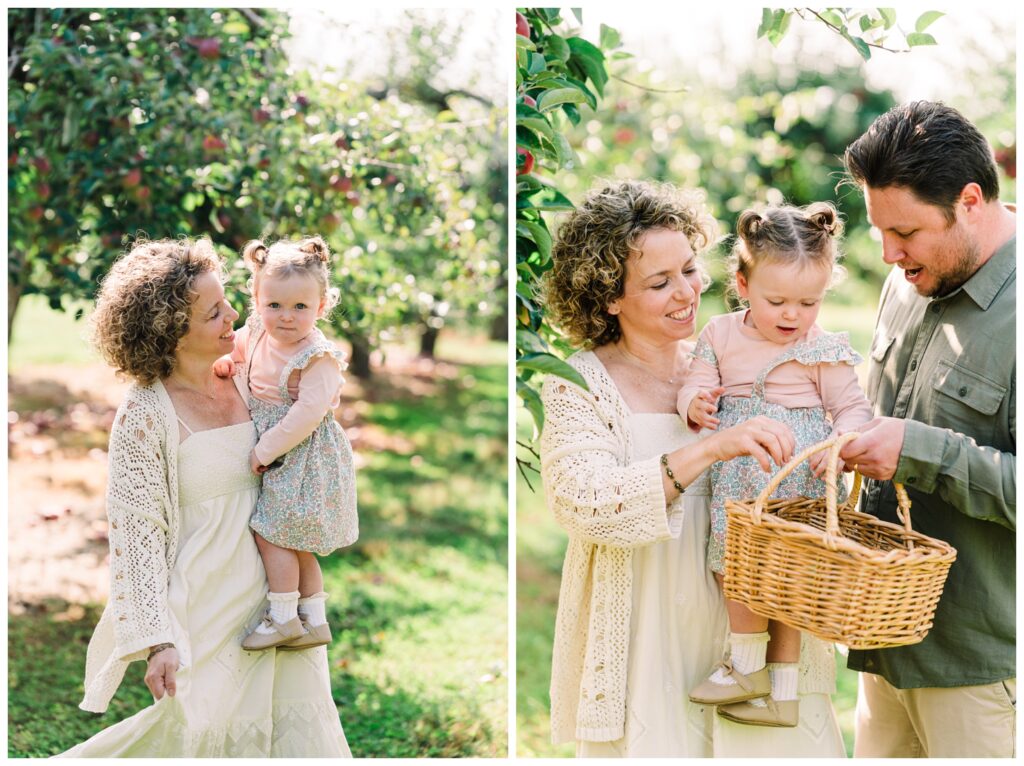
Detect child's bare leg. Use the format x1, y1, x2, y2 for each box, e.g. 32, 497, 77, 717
296, 551, 323, 597
717, 573, 770, 633
767, 619, 800, 663
255, 533, 300, 593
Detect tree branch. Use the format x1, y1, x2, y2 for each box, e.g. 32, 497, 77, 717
800, 9, 912, 53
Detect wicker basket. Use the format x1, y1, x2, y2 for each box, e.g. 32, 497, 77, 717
723, 432, 957, 650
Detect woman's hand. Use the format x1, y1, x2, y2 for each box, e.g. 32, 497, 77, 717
710, 415, 795, 472
144, 646, 179, 701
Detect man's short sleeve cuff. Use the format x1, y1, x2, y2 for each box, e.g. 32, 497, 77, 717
894, 419, 946, 493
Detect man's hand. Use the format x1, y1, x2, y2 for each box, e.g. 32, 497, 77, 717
838, 417, 906, 481
685, 386, 725, 430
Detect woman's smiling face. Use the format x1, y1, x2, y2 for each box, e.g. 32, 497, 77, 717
607, 228, 702, 346
175, 270, 239, 360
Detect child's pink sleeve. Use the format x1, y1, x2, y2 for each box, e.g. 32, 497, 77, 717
818, 362, 874, 434
677, 322, 724, 430
252, 354, 343, 466
231, 325, 250, 365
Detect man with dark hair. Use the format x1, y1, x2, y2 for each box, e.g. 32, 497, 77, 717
840, 100, 1015, 757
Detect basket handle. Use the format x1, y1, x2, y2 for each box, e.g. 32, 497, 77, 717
751, 432, 912, 542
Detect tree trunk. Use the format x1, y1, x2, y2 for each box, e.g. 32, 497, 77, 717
347, 334, 373, 379
8, 250, 26, 342
488, 273, 508, 341
419, 324, 440, 358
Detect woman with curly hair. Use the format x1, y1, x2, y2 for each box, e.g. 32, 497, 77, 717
539, 180, 844, 756
58, 238, 351, 757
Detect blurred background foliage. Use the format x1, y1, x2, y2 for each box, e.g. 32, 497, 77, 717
8, 7, 507, 377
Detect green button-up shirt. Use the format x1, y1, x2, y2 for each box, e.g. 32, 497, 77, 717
847, 233, 1016, 688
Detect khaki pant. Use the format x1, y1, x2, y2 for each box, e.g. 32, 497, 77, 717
854, 671, 1016, 758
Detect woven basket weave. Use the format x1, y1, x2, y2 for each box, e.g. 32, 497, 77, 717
723, 432, 957, 650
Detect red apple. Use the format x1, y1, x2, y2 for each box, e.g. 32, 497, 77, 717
321, 212, 341, 232
516, 147, 535, 176
122, 168, 142, 188
37, 182, 52, 201
217, 212, 231, 230
521, 94, 537, 109
345, 191, 360, 206
613, 127, 636, 145
8, 152, 18, 167
253, 107, 271, 124
188, 37, 220, 60
335, 136, 350, 150
134, 186, 151, 202
330, 174, 353, 192
295, 94, 310, 108
33, 156, 52, 174
83, 131, 100, 148
202, 134, 226, 153
29, 206, 45, 221
383, 173, 397, 186
516, 11, 530, 38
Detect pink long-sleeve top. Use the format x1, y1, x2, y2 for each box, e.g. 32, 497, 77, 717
231, 325, 344, 466
678, 310, 872, 434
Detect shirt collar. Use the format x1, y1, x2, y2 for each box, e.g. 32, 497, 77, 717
935, 234, 1016, 311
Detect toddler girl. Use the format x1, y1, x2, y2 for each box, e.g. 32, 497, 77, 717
678, 203, 871, 727
215, 235, 358, 651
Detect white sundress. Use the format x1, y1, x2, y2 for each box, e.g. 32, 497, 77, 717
59, 420, 351, 757
577, 413, 846, 758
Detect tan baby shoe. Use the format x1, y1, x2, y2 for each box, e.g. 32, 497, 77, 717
688, 661, 770, 705
717, 697, 799, 728
241, 614, 305, 651
279, 620, 332, 651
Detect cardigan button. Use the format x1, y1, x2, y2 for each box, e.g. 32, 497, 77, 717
958, 386, 968, 397
115, 548, 122, 556
118, 615, 127, 621
111, 520, 118, 529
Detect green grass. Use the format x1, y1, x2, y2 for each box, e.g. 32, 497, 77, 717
8, 303, 508, 758
8, 295, 100, 368
515, 293, 879, 756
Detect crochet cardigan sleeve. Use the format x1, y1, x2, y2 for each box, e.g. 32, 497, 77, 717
539, 357, 672, 547
100, 394, 176, 659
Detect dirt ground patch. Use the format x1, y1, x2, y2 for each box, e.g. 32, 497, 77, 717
7, 350, 466, 613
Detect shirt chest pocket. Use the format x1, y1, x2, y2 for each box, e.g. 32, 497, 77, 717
866, 334, 895, 399
930, 360, 1007, 437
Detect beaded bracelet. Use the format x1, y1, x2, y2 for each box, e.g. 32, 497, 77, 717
660, 453, 685, 494
147, 642, 175, 661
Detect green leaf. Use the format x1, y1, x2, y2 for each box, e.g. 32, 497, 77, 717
524, 186, 575, 212
517, 377, 545, 435
542, 34, 570, 63
906, 32, 937, 47
914, 11, 944, 32
766, 10, 792, 45
516, 220, 552, 260
516, 327, 549, 354
878, 8, 896, 29
843, 31, 872, 60
599, 24, 621, 50
757, 8, 774, 39
516, 126, 542, 151
525, 51, 547, 76
517, 115, 557, 145
821, 10, 843, 28
566, 36, 608, 96
570, 8, 583, 24
536, 87, 587, 113
517, 353, 589, 391
222, 20, 250, 35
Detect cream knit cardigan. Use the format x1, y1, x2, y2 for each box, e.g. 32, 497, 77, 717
79, 377, 247, 713
541, 350, 835, 745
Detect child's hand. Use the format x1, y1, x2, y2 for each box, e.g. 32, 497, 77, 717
687, 387, 725, 430
213, 357, 236, 378
249, 450, 269, 475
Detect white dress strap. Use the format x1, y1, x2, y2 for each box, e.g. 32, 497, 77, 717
176, 415, 194, 436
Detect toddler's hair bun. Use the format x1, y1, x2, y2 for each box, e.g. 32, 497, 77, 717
297, 235, 330, 263
736, 209, 768, 243
806, 202, 844, 238
242, 240, 269, 269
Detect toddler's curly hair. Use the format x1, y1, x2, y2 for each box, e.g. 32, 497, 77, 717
541, 179, 718, 349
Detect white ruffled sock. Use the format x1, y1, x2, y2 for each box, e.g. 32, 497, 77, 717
256, 590, 300, 633
769, 662, 799, 701
297, 591, 329, 626
709, 631, 769, 685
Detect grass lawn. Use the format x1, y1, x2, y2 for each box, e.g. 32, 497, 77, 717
515, 295, 881, 757
8, 296, 508, 758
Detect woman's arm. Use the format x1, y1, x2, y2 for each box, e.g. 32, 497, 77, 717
104, 399, 176, 660
540, 373, 793, 547
252, 354, 343, 466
